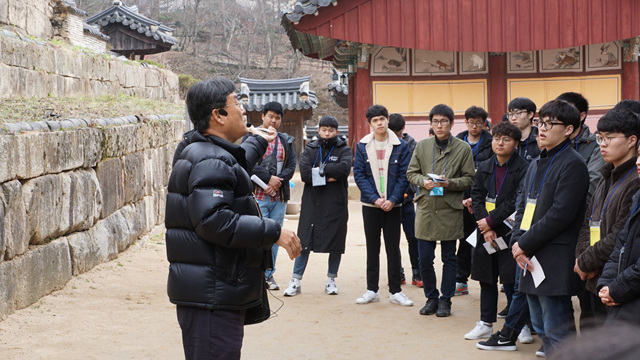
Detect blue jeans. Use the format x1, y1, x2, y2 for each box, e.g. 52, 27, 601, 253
527, 294, 573, 357
292, 250, 342, 279
501, 264, 531, 340
258, 198, 287, 279
417, 239, 457, 301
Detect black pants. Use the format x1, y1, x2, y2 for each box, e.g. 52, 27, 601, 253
401, 202, 420, 277
578, 288, 608, 330
177, 306, 245, 360
362, 206, 403, 294
480, 281, 515, 323
456, 208, 475, 283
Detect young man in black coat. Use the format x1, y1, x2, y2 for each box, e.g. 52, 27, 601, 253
456, 106, 494, 296
510, 99, 589, 357
597, 141, 640, 324
465, 122, 528, 341
165, 78, 301, 359
283, 116, 352, 296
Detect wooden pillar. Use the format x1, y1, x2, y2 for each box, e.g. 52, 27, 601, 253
622, 60, 639, 100
348, 67, 372, 148
488, 53, 507, 123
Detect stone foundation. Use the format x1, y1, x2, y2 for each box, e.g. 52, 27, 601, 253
0, 115, 184, 319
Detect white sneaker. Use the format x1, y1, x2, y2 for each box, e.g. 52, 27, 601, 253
325, 277, 338, 295
389, 292, 413, 306
283, 278, 301, 297
356, 290, 380, 304
464, 321, 493, 340
518, 324, 534, 344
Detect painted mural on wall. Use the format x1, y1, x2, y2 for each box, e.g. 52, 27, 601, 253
586, 42, 621, 71
507, 51, 536, 73
370, 47, 409, 76
412, 50, 456, 75
540, 47, 582, 73
460, 52, 488, 74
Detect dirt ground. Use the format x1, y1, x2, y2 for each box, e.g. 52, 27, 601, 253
0, 201, 546, 360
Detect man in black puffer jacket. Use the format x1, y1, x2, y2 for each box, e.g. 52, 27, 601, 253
165, 77, 301, 359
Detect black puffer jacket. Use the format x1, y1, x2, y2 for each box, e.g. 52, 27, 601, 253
165, 131, 281, 315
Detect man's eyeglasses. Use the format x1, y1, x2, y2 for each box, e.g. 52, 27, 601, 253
431, 119, 450, 126
467, 121, 483, 128
492, 136, 514, 144
533, 119, 565, 131
595, 134, 627, 145
223, 102, 244, 109
508, 110, 529, 118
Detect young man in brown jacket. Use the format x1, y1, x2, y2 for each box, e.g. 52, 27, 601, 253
574, 109, 640, 329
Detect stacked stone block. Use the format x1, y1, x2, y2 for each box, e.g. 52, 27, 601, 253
0, 115, 185, 319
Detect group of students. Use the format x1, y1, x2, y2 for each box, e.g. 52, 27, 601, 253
165, 77, 640, 359
265, 93, 640, 358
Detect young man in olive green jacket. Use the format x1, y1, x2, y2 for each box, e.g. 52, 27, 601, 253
407, 104, 475, 317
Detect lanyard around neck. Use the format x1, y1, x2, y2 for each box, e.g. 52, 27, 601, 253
590, 167, 636, 221
526, 142, 569, 199
487, 163, 510, 198
432, 137, 451, 175
313, 145, 336, 167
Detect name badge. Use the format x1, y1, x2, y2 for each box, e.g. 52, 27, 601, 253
312, 167, 326, 187
486, 197, 496, 213
430, 187, 443, 196
520, 198, 536, 231
590, 221, 601, 246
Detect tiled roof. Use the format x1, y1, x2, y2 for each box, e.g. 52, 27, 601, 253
328, 68, 348, 108
86, 1, 177, 45
83, 23, 110, 40
62, 0, 87, 16
281, 0, 338, 24
240, 76, 318, 112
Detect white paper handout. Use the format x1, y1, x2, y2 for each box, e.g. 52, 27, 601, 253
483, 241, 497, 254
251, 174, 269, 189
466, 229, 477, 247
504, 211, 516, 229
530, 256, 546, 288
427, 173, 446, 183
495, 237, 508, 251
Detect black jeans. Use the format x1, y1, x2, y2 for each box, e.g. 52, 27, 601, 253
456, 208, 475, 283
177, 306, 245, 360
401, 202, 420, 277
362, 206, 403, 294
578, 288, 608, 330
480, 281, 515, 323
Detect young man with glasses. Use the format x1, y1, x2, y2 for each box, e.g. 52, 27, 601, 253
246, 101, 297, 291
597, 137, 640, 325
574, 109, 640, 328
508, 97, 540, 163
455, 106, 494, 297
510, 99, 589, 357
166, 78, 301, 359
407, 104, 475, 317
465, 122, 528, 340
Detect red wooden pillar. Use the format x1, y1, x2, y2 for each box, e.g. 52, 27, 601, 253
622, 60, 640, 100
488, 54, 507, 123
348, 67, 372, 148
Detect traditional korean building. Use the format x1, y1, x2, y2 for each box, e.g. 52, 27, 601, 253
281, 0, 640, 144
87, 0, 177, 59
240, 76, 318, 161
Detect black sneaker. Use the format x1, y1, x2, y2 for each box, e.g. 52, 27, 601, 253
436, 299, 451, 317
476, 331, 517, 351
419, 299, 438, 315
535, 345, 545, 357
497, 305, 509, 318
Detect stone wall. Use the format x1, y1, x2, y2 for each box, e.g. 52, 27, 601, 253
0, 115, 185, 319
0, 29, 179, 102
0, 0, 54, 40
